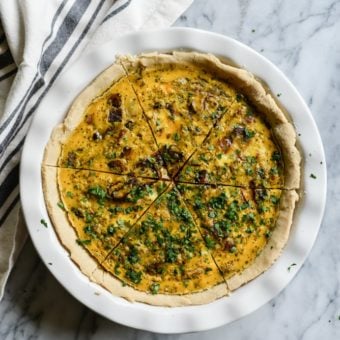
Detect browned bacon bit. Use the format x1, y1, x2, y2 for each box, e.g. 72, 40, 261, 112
108, 94, 123, 123
187, 98, 198, 114
71, 207, 84, 218
245, 115, 255, 123
85, 114, 93, 124
108, 93, 122, 107
92, 131, 102, 141
116, 129, 127, 143
161, 145, 184, 165
107, 182, 129, 201
165, 102, 175, 114
219, 136, 232, 151
108, 106, 123, 123
254, 188, 268, 202
125, 120, 134, 130
107, 159, 127, 172
233, 126, 245, 136
120, 146, 132, 158
67, 152, 77, 167
146, 262, 164, 275
223, 237, 235, 251
197, 169, 209, 183
153, 101, 162, 109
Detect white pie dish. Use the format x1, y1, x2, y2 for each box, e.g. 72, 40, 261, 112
20, 27, 327, 334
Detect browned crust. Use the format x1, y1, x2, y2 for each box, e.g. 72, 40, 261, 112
226, 189, 299, 290
42, 166, 98, 276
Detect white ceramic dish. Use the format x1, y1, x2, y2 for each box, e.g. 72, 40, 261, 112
20, 28, 327, 334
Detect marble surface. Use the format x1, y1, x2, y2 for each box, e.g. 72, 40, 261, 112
1, 0, 340, 338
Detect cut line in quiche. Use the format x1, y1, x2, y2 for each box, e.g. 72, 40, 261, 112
178, 96, 285, 188
120, 53, 237, 178
42, 166, 167, 264
43, 63, 168, 179
42, 51, 301, 306
93, 184, 228, 306
177, 183, 298, 290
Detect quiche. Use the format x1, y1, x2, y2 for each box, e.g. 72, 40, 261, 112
42, 51, 301, 306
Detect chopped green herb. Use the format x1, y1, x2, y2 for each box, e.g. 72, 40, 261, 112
125, 269, 142, 284
165, 246, 178, 263
270, 196, 280, 205
149, 283, 160, 295
277, 93, 282, 97
204, 235, 216, 249
287, 263, 297, 272
208, 211, 216, 218
114, 264, 121, 275
127, 246, 140, 264
209, 192, 227, 209
251, 29, 256, 33
230, 246, 237, 253
57, 201, 65, 211
66, 191, 74, 198
271, 151, 281, 161
172, 132, 180, 142
88, 186, 107, 201
236, 93, 243, 102
270, 167, 279, 175
244, 128, 255, 140
216, 153, 223, 160
40, 219, 48, 228
310, 173, 317, 179
106, 225, 116, 235
76, 239, 91, 246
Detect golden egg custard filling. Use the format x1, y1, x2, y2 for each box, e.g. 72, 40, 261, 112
122, 56, 237, 177
42, 51, 300, 306
58, 75, 167, 179
177, 184, 282, 281
100, 185, 225, 295
178, 97, 284, 188
56, 168, 163, 262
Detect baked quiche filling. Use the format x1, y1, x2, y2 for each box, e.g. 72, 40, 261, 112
101, 185, 224, 294
42, 52, 300, 306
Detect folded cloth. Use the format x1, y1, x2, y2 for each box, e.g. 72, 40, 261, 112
0, 0, 193, 301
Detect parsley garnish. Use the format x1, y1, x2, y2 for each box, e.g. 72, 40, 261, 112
40, 219, 48, 228
125, 269, 142, 284
149, 283, 160, 295
287, 263, 297, 272
88, 186, 107, 200
76, 239, 91, 246
310, 173, 317, 179
57, 201, 65, 211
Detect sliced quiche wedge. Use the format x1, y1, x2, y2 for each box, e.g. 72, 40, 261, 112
44, 166, 167, 264
177, 183, 298, 288
44, 63, 167, 179
99, 184, 226, 296
120, 54, 237, 177
178, 97, 285, 188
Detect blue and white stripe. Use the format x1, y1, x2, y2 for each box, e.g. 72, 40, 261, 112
0, 0, 134, 228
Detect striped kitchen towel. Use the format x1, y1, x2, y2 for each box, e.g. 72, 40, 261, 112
0, 0, 193, 301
